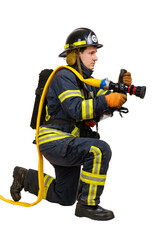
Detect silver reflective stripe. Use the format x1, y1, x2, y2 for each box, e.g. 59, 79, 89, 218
71, 126, 80, 137
90, 185, 96, 205
87, 146, 103, 205
43, 175, 54, 199
74, 128, 80, 137
85, 100, 90, 119
39, 128, 67, 136
38, 127, 79, 145
44, 175, 53, 187
82, 99, 93, 120
38, 134, 71, 145
96, 89, 109, 96
96, 89, 104, 96
90, 146, 101, 174
58, 90, 83, 103
81, 173, 106, 185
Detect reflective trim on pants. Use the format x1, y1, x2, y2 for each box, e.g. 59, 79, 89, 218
80, 145, 106, 206
43, 175, 54, 199
80, 170, 106, 186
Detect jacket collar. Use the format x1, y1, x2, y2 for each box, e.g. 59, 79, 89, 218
72, 61, 93, 79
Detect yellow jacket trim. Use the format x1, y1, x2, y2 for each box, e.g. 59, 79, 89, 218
96, 89, 109, 96
82, 99, 93, 120
39, 127, 68, 137
39, 134, 71, 145
58, 90, 84, 103
45, 105, 51, 122
71, 126, 80, 137
38, 127, 79, 145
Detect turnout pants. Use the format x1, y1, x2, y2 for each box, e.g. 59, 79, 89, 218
24, 127, 112, 206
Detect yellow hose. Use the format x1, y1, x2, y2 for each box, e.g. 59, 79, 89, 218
0, 65, 101, 207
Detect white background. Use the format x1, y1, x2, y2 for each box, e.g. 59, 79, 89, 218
0, 0, 159, 239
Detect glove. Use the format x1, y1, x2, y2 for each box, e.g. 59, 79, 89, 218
122, 72, 132, 86
105, 93, 127, 109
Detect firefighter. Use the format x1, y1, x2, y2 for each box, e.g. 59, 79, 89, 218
10, 28, 131, 221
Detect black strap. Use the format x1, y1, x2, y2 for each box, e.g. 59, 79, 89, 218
44, 118, 76, 126
118, 107, 129, 117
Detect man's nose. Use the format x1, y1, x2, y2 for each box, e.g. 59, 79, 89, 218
93, 54, 98, 61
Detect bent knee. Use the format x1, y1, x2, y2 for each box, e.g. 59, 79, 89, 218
59, 197, 77, 206
98, 141, 112, 160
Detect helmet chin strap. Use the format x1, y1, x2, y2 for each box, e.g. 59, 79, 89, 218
75, 49, 90, 99
76, 49, 83, 77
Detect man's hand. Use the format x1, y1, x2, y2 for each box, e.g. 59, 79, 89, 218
122, 72, 132, 86
105, 93, 127, 109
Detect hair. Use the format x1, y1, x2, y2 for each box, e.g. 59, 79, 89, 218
79, 47, 87, 53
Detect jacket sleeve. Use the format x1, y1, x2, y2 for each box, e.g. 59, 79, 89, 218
48, 69, 111, 121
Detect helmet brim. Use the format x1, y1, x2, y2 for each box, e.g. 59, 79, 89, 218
59, 43, 103, 57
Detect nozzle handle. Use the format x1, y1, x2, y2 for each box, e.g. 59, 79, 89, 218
119, 69, 127, 84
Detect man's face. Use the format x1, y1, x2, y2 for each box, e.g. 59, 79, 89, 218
79, 46, 98, 70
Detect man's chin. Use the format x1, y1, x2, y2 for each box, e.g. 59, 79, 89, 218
90, 65, 95, 70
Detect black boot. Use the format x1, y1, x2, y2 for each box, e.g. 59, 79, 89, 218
75, 202, 115, 221
10, 166, 28, 202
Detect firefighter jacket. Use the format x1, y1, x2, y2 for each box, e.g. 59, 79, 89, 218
44, 62, 111, 137
34, 63, 113, 206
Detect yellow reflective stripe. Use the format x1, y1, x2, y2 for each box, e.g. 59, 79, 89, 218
73, 40, 86, 46
90, 146, 102, 175
38, 127, 79, 145
39, 127, 68, 137
81, 170, 106, 180
96, 89, 109, 96
64, 40, 86, 49
45, 105, 51, 122
43, 175, 54, 199
82, 99, 93, 120
64, 43, 69, 49
38, 127, 72, 145
81, 170, 106, 186
38, 134, 71, 145
58, 90, 84, 103
71, 126, 80, 137
87, 146, 103, 206
88, 184, 97, 206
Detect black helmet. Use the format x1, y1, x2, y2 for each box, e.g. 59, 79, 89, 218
59, 27, 103, 57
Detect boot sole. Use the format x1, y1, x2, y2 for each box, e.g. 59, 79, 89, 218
75, 206, 115, 221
